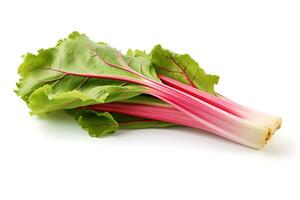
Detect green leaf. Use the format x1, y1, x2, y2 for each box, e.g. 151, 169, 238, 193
67, 109, 119, 137
27, 82, 143, 115
151, 45, 219, 94
67, 109, 172, 137
126, 49, 148, 57
16, 32, 158, 114
124, 49, 161, 82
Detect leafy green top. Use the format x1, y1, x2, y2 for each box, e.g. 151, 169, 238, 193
16, 32, 161, 115
16, 32, 219, 137
151, 45, 219, 94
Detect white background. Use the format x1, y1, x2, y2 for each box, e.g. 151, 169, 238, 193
0, 0, 299, 199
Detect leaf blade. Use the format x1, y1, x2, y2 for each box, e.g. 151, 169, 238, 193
67, 109, 119, 137
151, 45, 219, 94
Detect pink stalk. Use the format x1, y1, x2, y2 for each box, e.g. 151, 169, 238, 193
159, 75, 281, 134
217, 95, 281, 134
86, 100, 269, 149
143, 84, 269, 149
86, 103, 213, 132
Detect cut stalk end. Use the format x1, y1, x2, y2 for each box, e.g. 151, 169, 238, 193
264, 128, 272, 145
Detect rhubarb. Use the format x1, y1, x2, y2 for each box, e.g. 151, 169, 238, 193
15, 32, 282, 149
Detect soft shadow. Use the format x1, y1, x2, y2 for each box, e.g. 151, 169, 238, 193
34, 111, 87, 139
172, 126, 255, 152
112, 125, 254, 153
262, 136, 293, 156
176, 127, 293, 154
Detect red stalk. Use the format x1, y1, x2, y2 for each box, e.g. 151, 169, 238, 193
86, 103, 213, 132
159, 75, 281, 134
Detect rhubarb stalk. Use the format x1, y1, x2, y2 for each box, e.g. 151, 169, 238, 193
159, 75, 282, 134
